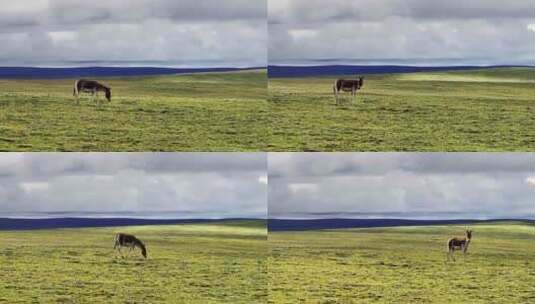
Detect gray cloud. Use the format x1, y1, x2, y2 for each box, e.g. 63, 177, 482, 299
269, 0, 535, 65
0, 0, 266, 67
46, 0, 266, 25
268, 153, 535, 219
270, 0, 535, 24
0, 153, 267, 217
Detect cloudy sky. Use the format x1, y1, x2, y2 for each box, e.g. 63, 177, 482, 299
269, 153, 535, 219
269, 0, 535, 65
0, 153, 267, 218
0, 0, 266, 67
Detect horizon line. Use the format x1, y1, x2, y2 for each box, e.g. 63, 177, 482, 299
268, 64, 535, 68
268, 217, 535, 221
0, 216, 266, 219
0, 65, 266, 69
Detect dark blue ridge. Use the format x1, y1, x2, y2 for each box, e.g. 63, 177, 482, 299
0, 66, 264, 79
268, 218, 535, 231
0, 218, 260, 231
268, 65, 530, 78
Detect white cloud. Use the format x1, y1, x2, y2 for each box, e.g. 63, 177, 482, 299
19, 182, 49, 193
526, 176, 535, 186
48, 31, 77, 43
288, 29, 316, 40
258, 175, 268, 185
288, 183, 317, 193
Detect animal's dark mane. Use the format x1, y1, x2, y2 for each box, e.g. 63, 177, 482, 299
77, 79, 109, 90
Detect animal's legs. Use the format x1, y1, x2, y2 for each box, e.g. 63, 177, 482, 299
74, 82, 80, 105
123, 245, 134, 258
117, 246, 125, 259
333, 82, 338, 105
95, 90, 101, 107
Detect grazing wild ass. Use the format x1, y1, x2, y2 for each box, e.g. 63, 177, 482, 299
73, 79, 111, 105
333, 76, 364, 105
446, 229, 472, 261
114, 233, 147, 259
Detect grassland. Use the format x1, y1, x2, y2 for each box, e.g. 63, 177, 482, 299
0, 220, 267, 303
268, 222, 535, 303
268, 68, 535, 151
0, 70, 267, 151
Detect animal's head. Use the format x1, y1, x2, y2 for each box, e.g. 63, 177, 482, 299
105, 88, 111, 102
140, 243, 147, 259
466, 229, 473, 239
359, 77, 364, 88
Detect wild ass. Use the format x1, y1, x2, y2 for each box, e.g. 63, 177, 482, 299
114, 233, 147, 259
446, 229, 472, 261
73, 79, 111, 105
333, 76, 364, 105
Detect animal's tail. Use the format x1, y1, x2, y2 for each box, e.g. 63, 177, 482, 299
445, 238, 451, 261
446, 239, 452, 252
113, 233, 120, 249
333, 80, 338, 104
73, 80, 79, 96
333, 80, 337, 94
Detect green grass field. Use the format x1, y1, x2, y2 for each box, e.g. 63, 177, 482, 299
268, 68, 535, 151
0, 220, 267, 303
268, 222, 535, 303
0, 70, 267, 151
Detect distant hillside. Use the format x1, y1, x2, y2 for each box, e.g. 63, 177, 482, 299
0, 66, 263, 79
268, 218, 535, 231
0, 217, 264, 230
268, 65, 530, 78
